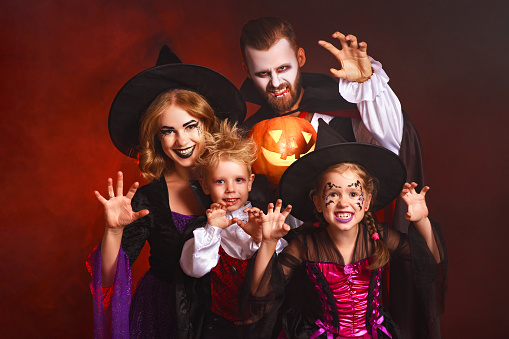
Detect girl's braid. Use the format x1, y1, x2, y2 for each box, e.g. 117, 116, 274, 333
365, 211, 390, 270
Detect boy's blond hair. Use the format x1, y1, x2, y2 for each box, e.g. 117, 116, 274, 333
195, 120, 257, 178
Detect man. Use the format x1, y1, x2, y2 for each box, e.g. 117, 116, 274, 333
239, 17, 443, 339
239, 17, 424, 232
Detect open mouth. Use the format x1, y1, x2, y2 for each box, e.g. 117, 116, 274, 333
334, 211, 354, 223
173, 145, 195, 159
223, 198, 240, 206
270, 87, 290, 98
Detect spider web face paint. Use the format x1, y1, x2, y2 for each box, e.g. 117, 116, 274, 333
317, 170, 368, 231
348, 180, 365, 210
159, 108, 204, 168
322, 182, 341, 207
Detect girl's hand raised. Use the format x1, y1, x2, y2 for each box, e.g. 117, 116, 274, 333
400, 182, 429, 222
260, 199, 292, 243
400, 182, 440, 262
249, 200, 292, 295
94, 171, 149, 233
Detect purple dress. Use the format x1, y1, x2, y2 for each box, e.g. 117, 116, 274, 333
86, 177, 196, 339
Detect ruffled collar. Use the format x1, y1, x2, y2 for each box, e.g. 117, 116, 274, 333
225, 201, 252, 223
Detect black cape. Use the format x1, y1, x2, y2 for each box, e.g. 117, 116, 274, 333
239, 73, 446, 339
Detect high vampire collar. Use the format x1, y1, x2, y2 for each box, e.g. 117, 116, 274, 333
239, 72, 357, 114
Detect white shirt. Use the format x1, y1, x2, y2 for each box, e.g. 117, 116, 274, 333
311, 57, 403, 155
180, 201, 288, 278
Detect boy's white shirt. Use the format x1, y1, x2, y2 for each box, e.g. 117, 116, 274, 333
311, 57, 404, 156
180, 201, 288, 278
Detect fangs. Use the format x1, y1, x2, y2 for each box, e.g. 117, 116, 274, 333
174, 145, 195, 159
272, 88, 289, 98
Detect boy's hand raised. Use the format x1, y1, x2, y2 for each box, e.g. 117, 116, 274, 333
206, 203, 237, 229
237, 207, 263, 243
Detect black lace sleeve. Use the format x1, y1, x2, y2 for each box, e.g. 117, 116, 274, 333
239, 234, 309, 338
383, 218, 448, 338
121, 189, 152, 267
408, 218, 448, 317
175, 215, 210, 339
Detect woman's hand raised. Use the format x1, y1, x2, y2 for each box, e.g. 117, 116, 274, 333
94, 171, 149, 233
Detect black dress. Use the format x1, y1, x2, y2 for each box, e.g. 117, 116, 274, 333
241, 220, 447, 338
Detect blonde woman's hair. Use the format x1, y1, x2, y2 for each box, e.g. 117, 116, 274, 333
138, 89, 219, 181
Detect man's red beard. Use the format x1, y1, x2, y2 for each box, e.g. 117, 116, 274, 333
263, 71, 302, 114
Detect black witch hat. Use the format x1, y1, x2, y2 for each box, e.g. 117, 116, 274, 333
108, 45, 246, 158
279, 119, 407, 222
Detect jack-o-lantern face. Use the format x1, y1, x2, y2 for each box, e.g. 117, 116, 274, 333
248, 116, 317, 187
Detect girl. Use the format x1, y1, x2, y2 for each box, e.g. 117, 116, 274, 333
87, 46, 246, 338
247, 142, 446, 338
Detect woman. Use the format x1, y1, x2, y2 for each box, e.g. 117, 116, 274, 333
87, 46, 246, 339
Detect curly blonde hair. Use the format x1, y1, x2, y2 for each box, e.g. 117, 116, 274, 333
138, 89, 219, 181
311, 162, 389, 270
194, 119, 257, 179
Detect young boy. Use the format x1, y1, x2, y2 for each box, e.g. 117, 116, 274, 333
179, 121, 287, 338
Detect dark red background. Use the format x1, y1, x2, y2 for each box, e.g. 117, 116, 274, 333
1, 1, 507, 337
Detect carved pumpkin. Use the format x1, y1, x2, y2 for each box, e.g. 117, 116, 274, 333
248, 116, 317, 187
